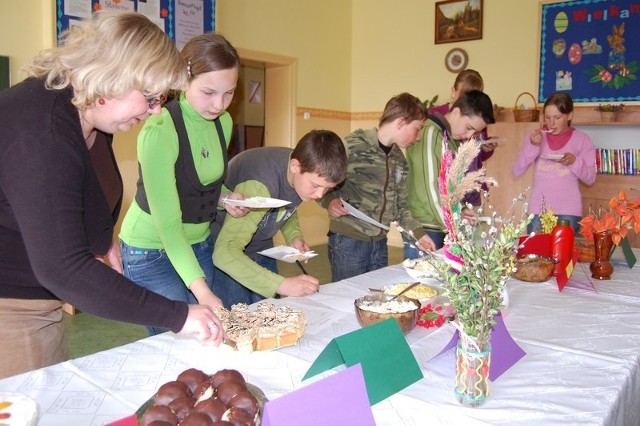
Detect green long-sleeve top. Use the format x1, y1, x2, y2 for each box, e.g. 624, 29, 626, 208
405, 115, 460, 231
213, 147, 303, 298
119, 94, 232, 287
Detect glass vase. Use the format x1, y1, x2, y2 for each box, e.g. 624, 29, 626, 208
454, 335, 491, 407
590, 230, 614, 280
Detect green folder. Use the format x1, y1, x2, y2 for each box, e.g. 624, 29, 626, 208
302, 318, 423, 405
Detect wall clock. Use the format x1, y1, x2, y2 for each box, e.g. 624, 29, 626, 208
444, 48, 468, 73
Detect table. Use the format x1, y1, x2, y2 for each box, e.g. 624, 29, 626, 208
1, 256, 640, 425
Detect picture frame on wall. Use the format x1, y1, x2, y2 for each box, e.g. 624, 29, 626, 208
435, 0, 483, 45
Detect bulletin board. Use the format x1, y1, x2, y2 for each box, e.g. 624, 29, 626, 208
538, 0, 639, 103
55, 0, 216, 49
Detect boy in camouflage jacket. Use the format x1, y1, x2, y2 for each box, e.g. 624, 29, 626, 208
321, 93, 435, 282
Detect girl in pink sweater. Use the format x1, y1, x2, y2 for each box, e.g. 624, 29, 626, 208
512, 92, 596, 234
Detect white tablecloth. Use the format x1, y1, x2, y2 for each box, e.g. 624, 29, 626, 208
1, 256, 640, 426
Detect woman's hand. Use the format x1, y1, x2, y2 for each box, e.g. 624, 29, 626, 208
220, 191, 250, 218
180, 305, 225, 345
96, 240, 123, 274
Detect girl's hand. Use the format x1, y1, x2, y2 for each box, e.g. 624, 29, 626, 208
530, 129, 543, 147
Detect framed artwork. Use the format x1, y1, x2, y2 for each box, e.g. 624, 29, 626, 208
538, 0, 639, 102
435, 0, 483, 44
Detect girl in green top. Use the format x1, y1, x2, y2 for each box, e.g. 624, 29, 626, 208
119, 33, 246, 336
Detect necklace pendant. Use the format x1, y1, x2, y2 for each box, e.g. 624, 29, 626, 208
201, 148, 209, 159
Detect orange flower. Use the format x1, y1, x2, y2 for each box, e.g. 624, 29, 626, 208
580, 190, 640, 245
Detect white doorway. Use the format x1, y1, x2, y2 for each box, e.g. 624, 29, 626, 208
234, 48, 297, 150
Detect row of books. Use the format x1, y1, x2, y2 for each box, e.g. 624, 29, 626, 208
595, 148, 640, 175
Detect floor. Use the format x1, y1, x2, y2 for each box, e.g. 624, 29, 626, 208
63, 244, 404, 359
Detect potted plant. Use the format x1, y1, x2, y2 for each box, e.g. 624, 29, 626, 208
594, 103, 625, 122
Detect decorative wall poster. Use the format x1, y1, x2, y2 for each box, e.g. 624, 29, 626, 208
55, 0, 216, 49
538, 0, 639, 102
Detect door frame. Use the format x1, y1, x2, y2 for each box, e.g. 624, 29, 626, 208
236, 48, 297, 149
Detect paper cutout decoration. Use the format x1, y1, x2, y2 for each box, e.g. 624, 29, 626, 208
302, 318, 423, 405
105, 414, 136, 426
517, 234, 552, 257
556, 248, 580, 291
262, 364, 375, 426
430, 313, 526, 381
565, 261, 597, 292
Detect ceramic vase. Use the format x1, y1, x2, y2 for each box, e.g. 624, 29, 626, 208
590, 230, 614, 280
454, 335, 491, 407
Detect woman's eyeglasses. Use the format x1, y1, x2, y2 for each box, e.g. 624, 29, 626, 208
143, 93, 167, 109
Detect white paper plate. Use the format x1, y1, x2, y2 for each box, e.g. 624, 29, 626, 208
258, 246, 318, 263
223, 196, 290, 208
403, 266, 434, 282
541, 154, 563, 160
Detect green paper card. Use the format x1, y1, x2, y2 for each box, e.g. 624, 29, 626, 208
620, 237, 636, 268
610, 237, 636, 268
302, 318, 423, 405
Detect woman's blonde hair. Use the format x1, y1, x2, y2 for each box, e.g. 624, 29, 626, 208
25, 11, 187, 109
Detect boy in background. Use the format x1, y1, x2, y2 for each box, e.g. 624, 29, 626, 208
405, 90, 495, 257
322, 93, 436, 282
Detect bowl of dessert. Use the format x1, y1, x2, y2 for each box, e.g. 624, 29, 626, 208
382, 282, 439, 305
511, 254, 556, 282
354, 293, 420, 335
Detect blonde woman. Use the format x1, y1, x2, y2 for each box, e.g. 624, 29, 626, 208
0, 11, 224, 379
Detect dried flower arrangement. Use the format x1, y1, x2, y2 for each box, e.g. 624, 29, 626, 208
422, 140, 533, 345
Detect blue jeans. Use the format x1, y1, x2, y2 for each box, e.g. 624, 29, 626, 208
328, 232, 388, 282
121, 235, 215, 336
527, 214, 581, 235
214, 254, 277, 308
402, 229, 446, 259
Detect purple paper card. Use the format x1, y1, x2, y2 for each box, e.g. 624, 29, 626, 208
488, 314, 526, 381
262, 364, 375, 426
565, 263, 597, 292
429, 314, 526, 381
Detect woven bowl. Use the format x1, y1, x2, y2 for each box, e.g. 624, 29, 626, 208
512, 255, 556, 282
354, 293, 420, 335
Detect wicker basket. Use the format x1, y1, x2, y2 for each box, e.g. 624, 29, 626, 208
513, 92, 540, 122
599, 111, 617, 122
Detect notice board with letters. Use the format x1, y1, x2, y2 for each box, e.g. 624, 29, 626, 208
538, 0, 639, 102
56, 0, 216, 49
